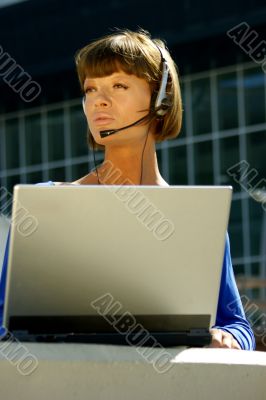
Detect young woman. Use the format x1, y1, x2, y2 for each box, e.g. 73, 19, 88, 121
0, 29, 255, 350
71, 29, 182, 187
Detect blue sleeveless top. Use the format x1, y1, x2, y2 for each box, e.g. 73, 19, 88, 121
0, 181, 256, 349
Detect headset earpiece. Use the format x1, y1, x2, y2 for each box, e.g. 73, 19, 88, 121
156, 97, 171, 117
153, 45, 171, 117
82, 96, 86, 114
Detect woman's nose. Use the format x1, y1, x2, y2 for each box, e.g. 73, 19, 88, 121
94, 91, 111, 108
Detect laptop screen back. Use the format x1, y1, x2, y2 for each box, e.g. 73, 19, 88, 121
3, 185, 232, 336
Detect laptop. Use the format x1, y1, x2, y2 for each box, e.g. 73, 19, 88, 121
3, 184, 232, 347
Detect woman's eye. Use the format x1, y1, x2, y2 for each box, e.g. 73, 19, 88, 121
114, 83, 128, 89
84, 87, 95, 94
84, 83, 128, 94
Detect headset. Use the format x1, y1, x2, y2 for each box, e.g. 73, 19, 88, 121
152, 45, 171, 116
82, 43, 171, 138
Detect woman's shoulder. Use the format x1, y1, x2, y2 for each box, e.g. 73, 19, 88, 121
35, 181, 77, 186
35, 181, 56, 186
35, 175, 98, 185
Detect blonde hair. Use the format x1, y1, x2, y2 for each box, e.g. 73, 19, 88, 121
75, 29, 183, 150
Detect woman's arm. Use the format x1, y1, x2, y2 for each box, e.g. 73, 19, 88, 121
0, 230, 10, 335
211, 232, 256, 350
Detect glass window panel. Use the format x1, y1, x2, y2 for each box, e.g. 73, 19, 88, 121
5, 119, 20, 169
228, 199, 243, 259
233, 264, 245, 277
71, 162, 89, 182
180, 82, 186, 137
6, 174, 21, 193
69, 105, 88, 158
191, 78, 211, 135
0, 177, 5, 191
25, 114, 42, 165
194, 141, 213, 184
169, 145, 187, 185
251, 262, 260, 277
250, 288, 260, 300
48, 167, 65, 183
217, 72, 238, 130
26, 171, 44, 184
47, 110, 65, 162
244, 67, 265, 126
4, 175, 21, 215
219, 135, 240, 192
249, 198, 264, 258
179, 121, 186, 139
246, 131, 266, 180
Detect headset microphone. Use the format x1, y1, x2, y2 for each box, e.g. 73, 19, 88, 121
99, 113, 152, 138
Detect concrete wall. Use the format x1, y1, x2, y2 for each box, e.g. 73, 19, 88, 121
0, 344, 265, 400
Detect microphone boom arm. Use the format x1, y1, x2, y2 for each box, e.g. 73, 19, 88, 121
100, 112, 155, 138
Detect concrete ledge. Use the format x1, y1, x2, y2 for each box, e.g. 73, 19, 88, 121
0, 343, 265, 400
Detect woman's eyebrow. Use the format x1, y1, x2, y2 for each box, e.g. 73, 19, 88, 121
85, 73, 131, 82
83, 74, 132, 89
83, 78, 95, 85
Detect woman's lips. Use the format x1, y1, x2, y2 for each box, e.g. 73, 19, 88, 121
93, 118, 114, 126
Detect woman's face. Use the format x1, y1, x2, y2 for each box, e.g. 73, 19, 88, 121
83, 70, 152, 146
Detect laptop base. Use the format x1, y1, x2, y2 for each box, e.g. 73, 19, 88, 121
2, 330, 211, 348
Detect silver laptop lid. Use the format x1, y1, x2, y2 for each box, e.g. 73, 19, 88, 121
3, 185, 232, 330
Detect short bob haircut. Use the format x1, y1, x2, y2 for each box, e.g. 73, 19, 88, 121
75, 29, 182, 150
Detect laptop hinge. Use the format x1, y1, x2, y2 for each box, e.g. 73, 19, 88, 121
12, 330, 32, 341
188, 329, 209, 336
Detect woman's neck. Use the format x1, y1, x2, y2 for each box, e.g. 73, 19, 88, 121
96, 132, 168, 186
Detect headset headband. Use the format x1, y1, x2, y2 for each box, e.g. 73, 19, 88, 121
153, 44, 170, 116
